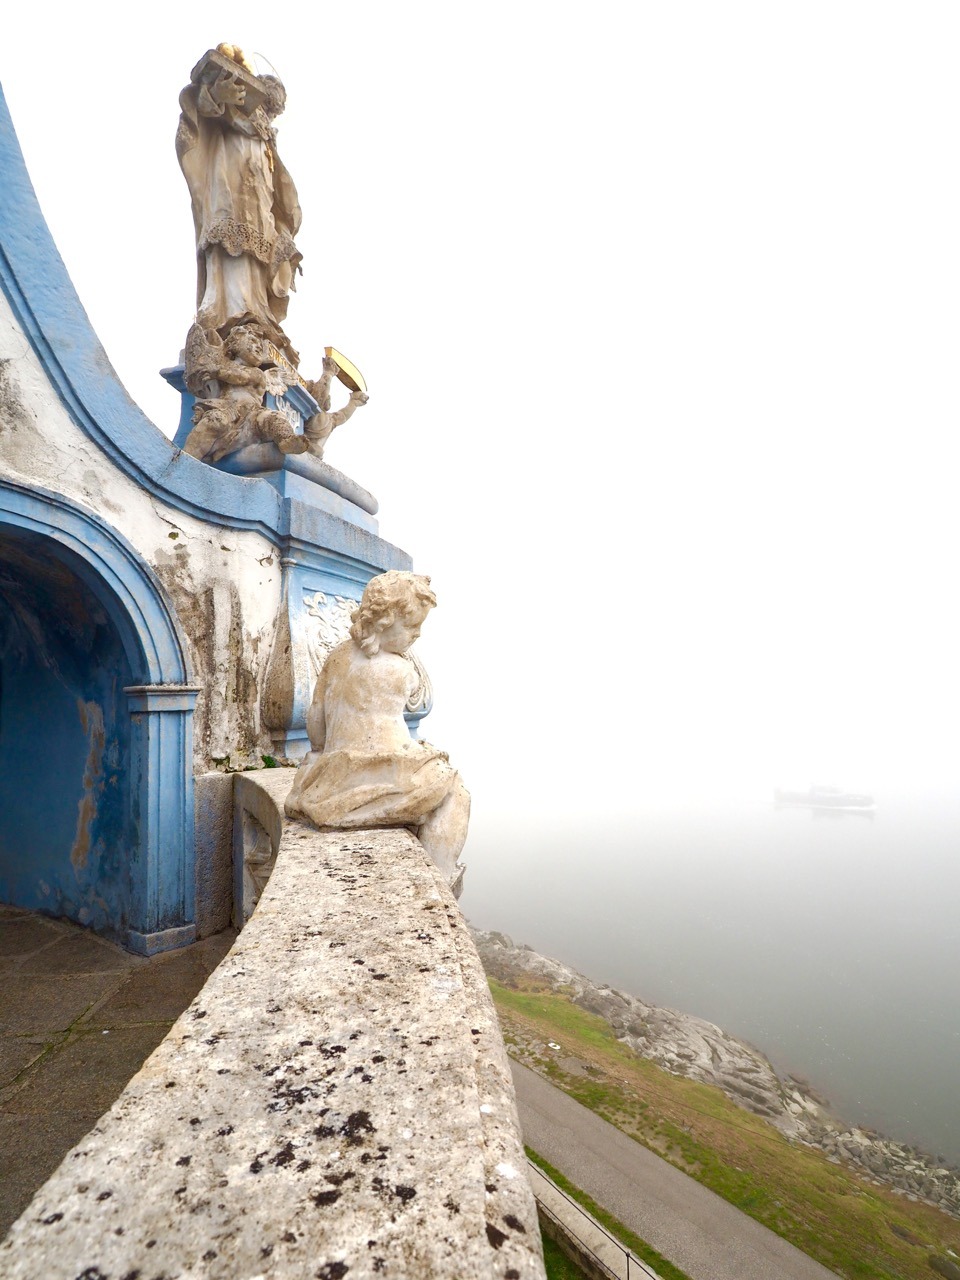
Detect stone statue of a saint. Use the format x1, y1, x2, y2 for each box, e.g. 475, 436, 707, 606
285, 572, 470, 895
176, 46, 302, 364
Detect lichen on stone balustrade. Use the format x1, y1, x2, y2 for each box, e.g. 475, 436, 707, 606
1, 770, 544, 1279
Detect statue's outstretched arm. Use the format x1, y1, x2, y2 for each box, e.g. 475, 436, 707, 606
327, 390, 369, 429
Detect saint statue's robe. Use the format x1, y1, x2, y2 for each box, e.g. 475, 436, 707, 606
176, 77, 302, 360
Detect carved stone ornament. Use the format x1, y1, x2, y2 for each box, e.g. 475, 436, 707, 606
285, 572, 469, 895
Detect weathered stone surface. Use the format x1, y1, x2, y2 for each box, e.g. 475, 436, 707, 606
2, 782, 543, 1278
195, 771, 236, 937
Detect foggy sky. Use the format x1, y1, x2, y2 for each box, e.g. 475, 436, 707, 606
3, 2, 959, 828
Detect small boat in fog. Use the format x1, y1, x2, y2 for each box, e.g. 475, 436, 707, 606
774, 785, 875, 813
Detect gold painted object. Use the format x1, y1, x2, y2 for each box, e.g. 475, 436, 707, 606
325, 347, 367, 394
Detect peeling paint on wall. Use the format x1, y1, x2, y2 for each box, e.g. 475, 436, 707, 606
71, 698, 105, 873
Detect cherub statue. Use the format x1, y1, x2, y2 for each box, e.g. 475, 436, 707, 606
303, 356, 370, 459
285, 571, 470, 895
183, 323, 308, 463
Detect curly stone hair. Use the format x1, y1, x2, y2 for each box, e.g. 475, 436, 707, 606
350, 571, 436, 657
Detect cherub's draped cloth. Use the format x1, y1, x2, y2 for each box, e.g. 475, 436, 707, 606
285, 745, 459, 830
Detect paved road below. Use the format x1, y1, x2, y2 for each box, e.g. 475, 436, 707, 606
511, 1060, 838, 1280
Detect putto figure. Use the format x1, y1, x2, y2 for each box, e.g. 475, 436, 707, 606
285, 572, 470, 895
182, 323, 308, 462
176, 45, 301, 362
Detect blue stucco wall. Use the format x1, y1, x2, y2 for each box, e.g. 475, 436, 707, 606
0, 527, 134, 932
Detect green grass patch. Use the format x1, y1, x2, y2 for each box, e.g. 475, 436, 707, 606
492, 979, 960, 1280
540, 1229, 591, 1280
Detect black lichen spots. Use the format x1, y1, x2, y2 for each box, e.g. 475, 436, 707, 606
216, 1068, 230, 1075
486, 1222, 508, 1250
165, 1081, 177, 1088
505, 1271, 521, 1279
270, 1142, 296, 1167
261, 1244, 274, 1258
299, 1039, 314, 1047
471, 1029, 481, 1036
319, 1043, 348, 1060
41, 1212, 63, 1225
485, 1184, 497, 1193
189, 1117, 201, 1127
297, 1159, 312, 1173
359, 1146, 389, 1165
352, 958, 365, 966
75, 1269, 109, 1279
202, 1250, 217, 1262
176, 1155, 191, 1167
203, 1035, 222, 1047
415, 930, 434, 944
120, 1270, 142, 1280
341, 1110, 376, 1146
329, 940, 347, 948
250, 1152, 268, 1174
315, 1262, 349, 1279
282, 1230, 297, 1243
216, 1124, 234, 1137
266, 1001, 283, 1013
173, 1186, 187, 1198
268, 1076, 319, 1112
443, 1196, 460, 1215
145, 1239, 157, 1248
97, 1191, 112, 1202
324, 1171, 356, 1188
372, 1259, 386, 1273
503, 1214, 526, 1233
419, 1036, 439, 1047
370, 973, 388, 981
190, 1009, 207, 1020
311, 1189, 341, 1208
348, 1031, 362, 1041
394, 1185, 416, 1203
371, 1054, 386, 1064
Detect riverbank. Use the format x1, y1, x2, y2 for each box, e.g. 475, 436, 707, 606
472, 927, 960, 1280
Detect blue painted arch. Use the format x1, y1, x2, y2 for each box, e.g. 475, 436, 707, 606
0, 480, 198, 951
0, 478, 192, 686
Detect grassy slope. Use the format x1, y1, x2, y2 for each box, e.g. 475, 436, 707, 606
492, 977, 960, 1280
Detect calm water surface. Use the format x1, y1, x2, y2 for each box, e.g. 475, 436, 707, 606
463, 792, 960, 1166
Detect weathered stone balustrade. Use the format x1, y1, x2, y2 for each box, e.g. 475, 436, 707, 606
1, 769, 544, 1279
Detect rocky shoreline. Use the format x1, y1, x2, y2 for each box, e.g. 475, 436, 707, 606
473, 928, 960, 1220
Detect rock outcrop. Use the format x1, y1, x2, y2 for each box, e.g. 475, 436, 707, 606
472, 928, 960, 1220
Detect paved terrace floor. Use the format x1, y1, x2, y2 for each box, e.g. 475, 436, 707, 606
0, 905, 236, 1237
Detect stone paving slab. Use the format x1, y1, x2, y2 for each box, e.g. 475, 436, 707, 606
0, 906, 237, 1237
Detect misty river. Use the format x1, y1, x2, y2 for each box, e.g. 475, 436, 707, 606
463, 791, 960, 1167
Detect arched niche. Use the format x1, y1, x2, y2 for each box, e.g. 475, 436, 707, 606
0, 481, 200, 954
